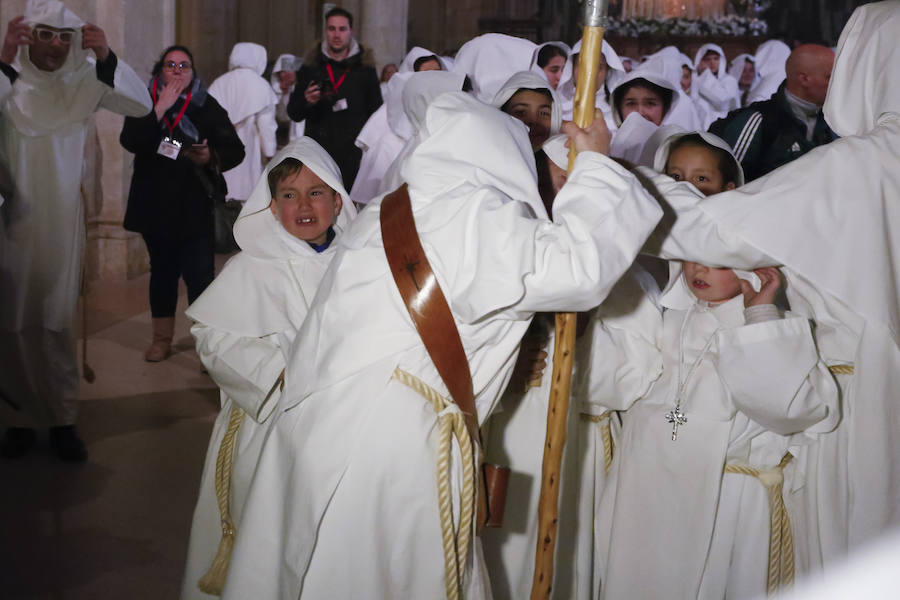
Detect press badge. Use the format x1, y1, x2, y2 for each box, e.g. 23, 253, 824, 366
157, 136, 182, 160
332, 98, 349, 112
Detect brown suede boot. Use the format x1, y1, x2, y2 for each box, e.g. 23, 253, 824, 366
144, 317, 175, 362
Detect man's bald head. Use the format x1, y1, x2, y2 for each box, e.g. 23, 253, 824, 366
785, 44, 835, 106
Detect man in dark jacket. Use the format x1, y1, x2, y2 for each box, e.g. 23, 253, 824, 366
709, 44, 837, 182
288, 7, 382, 189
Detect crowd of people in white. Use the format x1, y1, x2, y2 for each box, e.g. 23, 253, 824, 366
1, 0, 898, 599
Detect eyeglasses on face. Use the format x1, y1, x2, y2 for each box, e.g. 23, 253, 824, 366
33, 27, 75, 44
163, 60, 193, 71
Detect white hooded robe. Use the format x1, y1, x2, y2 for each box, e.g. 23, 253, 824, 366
0, 0, 152, 426
691, 43, 741, 129
208, 42, 277, 202
220, 91, 662, 599
180, 137, 356, 599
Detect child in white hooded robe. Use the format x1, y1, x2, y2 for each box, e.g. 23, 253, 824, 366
180, 137, 356, 599
691, 43, 741, 129
591, 132, 840, 600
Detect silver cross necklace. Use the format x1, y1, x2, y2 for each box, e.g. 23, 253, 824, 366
666, 306, 719, 441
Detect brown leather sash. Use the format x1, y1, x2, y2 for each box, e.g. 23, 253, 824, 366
380, 184, 508, 529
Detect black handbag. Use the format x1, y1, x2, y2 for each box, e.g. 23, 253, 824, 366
195, 161, 240, 254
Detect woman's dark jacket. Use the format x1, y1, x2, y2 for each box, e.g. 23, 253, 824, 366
121, 85, 244, 239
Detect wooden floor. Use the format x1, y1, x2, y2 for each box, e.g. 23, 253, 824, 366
0, 260, 227, 599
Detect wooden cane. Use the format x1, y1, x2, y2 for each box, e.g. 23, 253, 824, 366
530, 2, 608, 598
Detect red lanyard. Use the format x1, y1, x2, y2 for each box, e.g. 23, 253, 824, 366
326, 64, 348, 92
152, 77, 192, 137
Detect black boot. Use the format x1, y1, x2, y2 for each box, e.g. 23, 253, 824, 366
49, 425, 88, 463
0, 427, 37, 458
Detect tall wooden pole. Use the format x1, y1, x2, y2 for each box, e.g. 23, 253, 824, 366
530, 2, 608, 598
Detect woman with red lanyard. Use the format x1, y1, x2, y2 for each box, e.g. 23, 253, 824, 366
120, 45, 244, 362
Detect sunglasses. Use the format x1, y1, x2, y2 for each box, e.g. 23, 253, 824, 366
33, 27, 75, 44
163, 60, 193, 71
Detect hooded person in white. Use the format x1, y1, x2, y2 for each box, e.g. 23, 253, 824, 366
208, 42, 277, 203
350, 46, 451, 206
557, 38, 626, 131
644, 1, 900, 574
592, 254, 838, 599
691, 43, 741, 129
270, 53, 304, 142
491, 70, 563, 153
378, 70, 469, 201
729, 53, 758, 106
607, 58, 703, 164
220, 91, 663, 599
398, 46, 451, 73
451, 32, 537, 104
746, 39, 791, 104
180, 137, 355, 599
529, 41, 570, 90
0, 0, 151, 454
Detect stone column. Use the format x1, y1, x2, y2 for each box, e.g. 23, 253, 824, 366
358, 0, 409, 70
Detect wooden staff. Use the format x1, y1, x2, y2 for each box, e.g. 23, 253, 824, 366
530, 2, 608, 598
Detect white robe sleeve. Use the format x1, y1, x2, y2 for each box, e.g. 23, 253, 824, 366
576, 271, 664, 411
257, 102, 278, 158
636, 167, 776, 269
97, 56, 153, 117
695, 70, 740, 113
505, 152, 663, 316
715, 315, 840, 435
191, 322, 286, 423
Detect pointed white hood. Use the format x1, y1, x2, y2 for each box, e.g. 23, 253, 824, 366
558, 38, 625, 103
450, 33, 537, 103
399, 46, 451, 73
824, 2, 900, 137
209, 42, 277, 125
400, 91, 546, 220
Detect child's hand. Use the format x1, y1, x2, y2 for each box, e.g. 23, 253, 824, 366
741, 267, 781, 307
510, 336, 549, 392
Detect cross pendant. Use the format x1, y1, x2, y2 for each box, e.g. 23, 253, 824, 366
665, 406, 687, 441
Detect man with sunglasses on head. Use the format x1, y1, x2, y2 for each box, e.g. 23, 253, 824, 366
0, 0, 152, 463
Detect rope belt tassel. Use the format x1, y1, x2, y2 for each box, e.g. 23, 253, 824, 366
198, 405, 246, 595
580, 412, 614, 475
393, 368, 478, 600
724, 452, 794, 596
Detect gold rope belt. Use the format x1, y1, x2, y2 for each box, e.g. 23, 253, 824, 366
198, 404, 246, 594
393, 368, 477, 600
580, 412, 614, 475
828, 364, 854, 375
723, 452, 794, 596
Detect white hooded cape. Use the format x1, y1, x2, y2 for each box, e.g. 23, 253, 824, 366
691, 43, 741, 128
649, 0, 900, 570
181, 137, 355, 599
208, 42, 278, 201
451, 33, 537, 103
220, 91, 662, 599
349, 70, 415, 205
491, 70, 563, 140
607, 60, 703, 164
746, 40, 791, 104
529, 41, 571, 86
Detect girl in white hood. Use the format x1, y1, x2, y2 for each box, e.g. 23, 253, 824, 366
589, 129, 839, 599
692, 43, 741, 128
180, 137, 356, 599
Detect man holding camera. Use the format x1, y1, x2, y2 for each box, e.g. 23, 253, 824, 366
287, 7, 382, 190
